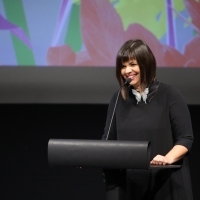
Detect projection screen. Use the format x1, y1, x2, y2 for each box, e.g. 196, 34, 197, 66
0, 0, 200, 104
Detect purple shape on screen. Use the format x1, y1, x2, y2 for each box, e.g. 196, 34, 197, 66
166, 0, 176, 48
52, 0, 72, 46
59, 0, 70, 22
0, 14, 32, 49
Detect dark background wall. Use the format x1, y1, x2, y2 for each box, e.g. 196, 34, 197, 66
1, 104, 200, 200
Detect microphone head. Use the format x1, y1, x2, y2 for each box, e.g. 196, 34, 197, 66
125, 78, 131, 85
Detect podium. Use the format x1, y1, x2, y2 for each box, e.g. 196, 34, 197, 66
48, 139, 151, 169
48, 139, 180, 169
48, 139, 181, 200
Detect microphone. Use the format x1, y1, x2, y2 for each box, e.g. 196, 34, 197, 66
106, 78, 131, 140
123, 78, 131, 86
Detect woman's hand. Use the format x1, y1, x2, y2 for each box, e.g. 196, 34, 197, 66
150, 155, 170, 165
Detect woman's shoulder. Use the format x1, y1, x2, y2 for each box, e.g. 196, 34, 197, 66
158, 81, 185, 101
159, 82, 181, 94
108, 90, 120, 104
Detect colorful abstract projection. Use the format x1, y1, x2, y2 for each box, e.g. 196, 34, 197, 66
0, 0, 200, 67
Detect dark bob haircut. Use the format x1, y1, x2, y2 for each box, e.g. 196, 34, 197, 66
116, 39, 157, 99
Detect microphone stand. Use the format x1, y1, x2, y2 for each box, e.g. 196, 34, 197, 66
106, 78, 131, 140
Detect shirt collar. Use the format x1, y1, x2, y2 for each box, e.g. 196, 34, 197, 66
128, 79, 160, 104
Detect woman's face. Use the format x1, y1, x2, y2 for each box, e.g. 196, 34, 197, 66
121, 59, 141, 90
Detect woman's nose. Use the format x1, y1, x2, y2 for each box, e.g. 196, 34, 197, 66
125, 66, 132, 74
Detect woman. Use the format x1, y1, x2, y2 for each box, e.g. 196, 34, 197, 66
102, 39, 193, 200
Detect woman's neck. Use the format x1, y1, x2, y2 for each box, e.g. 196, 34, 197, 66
133, 85, 142, 93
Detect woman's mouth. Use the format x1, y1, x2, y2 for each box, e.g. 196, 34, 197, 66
128, 74, 137, 80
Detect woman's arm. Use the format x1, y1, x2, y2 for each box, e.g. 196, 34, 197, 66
150, 86, 193, 165
150, 145, 188, 165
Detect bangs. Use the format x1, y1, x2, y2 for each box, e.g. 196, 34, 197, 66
118, 48, 137, 66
